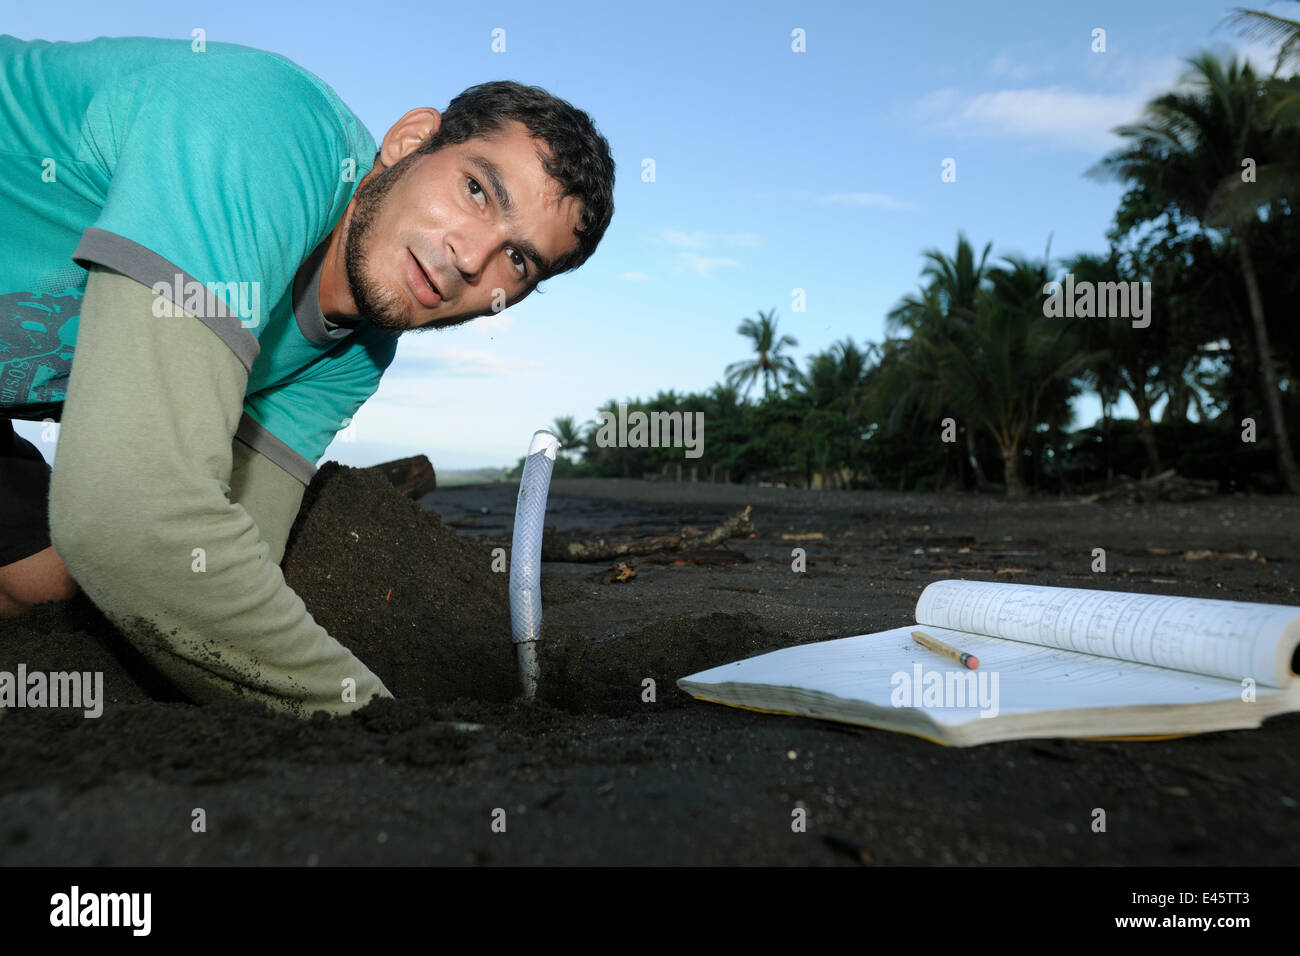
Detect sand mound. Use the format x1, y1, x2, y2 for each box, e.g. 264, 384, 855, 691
1, 464, 781, 717
282, 463, 517, 703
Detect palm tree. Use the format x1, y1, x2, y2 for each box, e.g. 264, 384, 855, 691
920, 231, 993, 322
1090, 53, 1300, 493
886, 234, 996, 491
550, 415, 583, 464
724, 309, 800, 398
1222, 10, 1300, 198
876, 285, 955, 455
796, 338, 872, 407
792, 338, 878, 487
587, 398, 634, 477
949, 254, 1089, 498
877, 253, 1085, 498
1224, 5, 1300, 74
1065, 251, 1170, 476
1066, 253, 1126, 482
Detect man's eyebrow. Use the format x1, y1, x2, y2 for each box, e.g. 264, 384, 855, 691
466, 153, 555, 280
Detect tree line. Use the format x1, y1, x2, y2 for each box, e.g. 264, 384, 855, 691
525, 18, 1300, 497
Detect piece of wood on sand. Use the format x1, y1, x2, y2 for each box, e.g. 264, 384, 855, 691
366, 455, 438, 499
1080, 469, 1217, 504
543, 506, 755, 562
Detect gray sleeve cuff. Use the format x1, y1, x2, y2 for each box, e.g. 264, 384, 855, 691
72, 227, 261, 370
235, 413, 317, 485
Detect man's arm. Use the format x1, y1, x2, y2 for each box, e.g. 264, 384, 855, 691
229, 437, 303, 567
49, 266, 391, 716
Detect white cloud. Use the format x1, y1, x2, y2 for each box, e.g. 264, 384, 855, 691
920, 42, 1289, 152
656, 228, 761, 250
677, 253, 740, 278
816, 192, 916, 210
916, 85, 1158, 149
658, 228, 713, 249
651, 230, 752, 275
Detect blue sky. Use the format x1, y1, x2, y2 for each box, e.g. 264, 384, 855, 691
9, 0, 1288, 468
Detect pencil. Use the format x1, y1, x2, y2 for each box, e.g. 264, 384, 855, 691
912, 630, 979, 670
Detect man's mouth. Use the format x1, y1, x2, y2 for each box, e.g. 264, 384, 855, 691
407, 249, 442, 307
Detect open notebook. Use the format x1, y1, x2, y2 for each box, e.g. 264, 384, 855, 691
677, 580, 1300, 746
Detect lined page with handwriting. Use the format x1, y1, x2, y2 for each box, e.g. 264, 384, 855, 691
681, 625, 1271, 722
916, 580, 1300, 687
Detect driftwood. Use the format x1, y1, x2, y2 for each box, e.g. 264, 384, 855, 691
542, 506, 755, 562
601, 562, 637, 584
1080, 469, 1217, 504
367, 455, 438, 499
595, 548, 751, 584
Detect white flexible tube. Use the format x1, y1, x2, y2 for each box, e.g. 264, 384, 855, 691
509, 429, 558, 698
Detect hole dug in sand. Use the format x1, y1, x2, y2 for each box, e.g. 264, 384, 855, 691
284, 465, 780, 717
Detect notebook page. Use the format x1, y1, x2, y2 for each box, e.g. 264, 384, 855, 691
916, 580, 1300, 687
678, 626, 1273, 728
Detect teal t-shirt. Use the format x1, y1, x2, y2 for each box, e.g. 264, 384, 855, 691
0, 34, 398, 481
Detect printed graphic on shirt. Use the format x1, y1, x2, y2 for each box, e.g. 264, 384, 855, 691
0, 288, 80, 408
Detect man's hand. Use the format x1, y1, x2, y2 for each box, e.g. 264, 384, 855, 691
0, 546, 77, 619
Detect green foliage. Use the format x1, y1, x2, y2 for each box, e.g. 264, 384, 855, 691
724, 309, 800, 399
1091, 49, 1300, 490
523, 51, 1300, 495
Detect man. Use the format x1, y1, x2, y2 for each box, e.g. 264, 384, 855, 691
0, 35, 615, 715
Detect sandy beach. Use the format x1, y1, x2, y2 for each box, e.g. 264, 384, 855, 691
2, 468, 1298, 865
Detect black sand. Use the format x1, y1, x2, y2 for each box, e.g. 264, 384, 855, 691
1, 467, 1298, 865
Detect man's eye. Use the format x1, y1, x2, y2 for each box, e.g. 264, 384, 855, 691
466, 177, 487, 206
467, 177, 525, 279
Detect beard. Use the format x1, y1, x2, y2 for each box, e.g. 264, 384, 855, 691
343, 152, 423, 334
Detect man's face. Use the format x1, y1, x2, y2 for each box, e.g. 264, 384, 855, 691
342, 120, 583, 333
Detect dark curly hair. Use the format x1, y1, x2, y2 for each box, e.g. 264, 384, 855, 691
407, 80, 615, 281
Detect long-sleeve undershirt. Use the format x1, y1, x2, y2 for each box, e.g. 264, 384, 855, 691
48, 266, 391, 716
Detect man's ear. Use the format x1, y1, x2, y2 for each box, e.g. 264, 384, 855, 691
378, 108, 442, 169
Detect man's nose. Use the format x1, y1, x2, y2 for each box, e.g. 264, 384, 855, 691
452, 225, 504, 281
